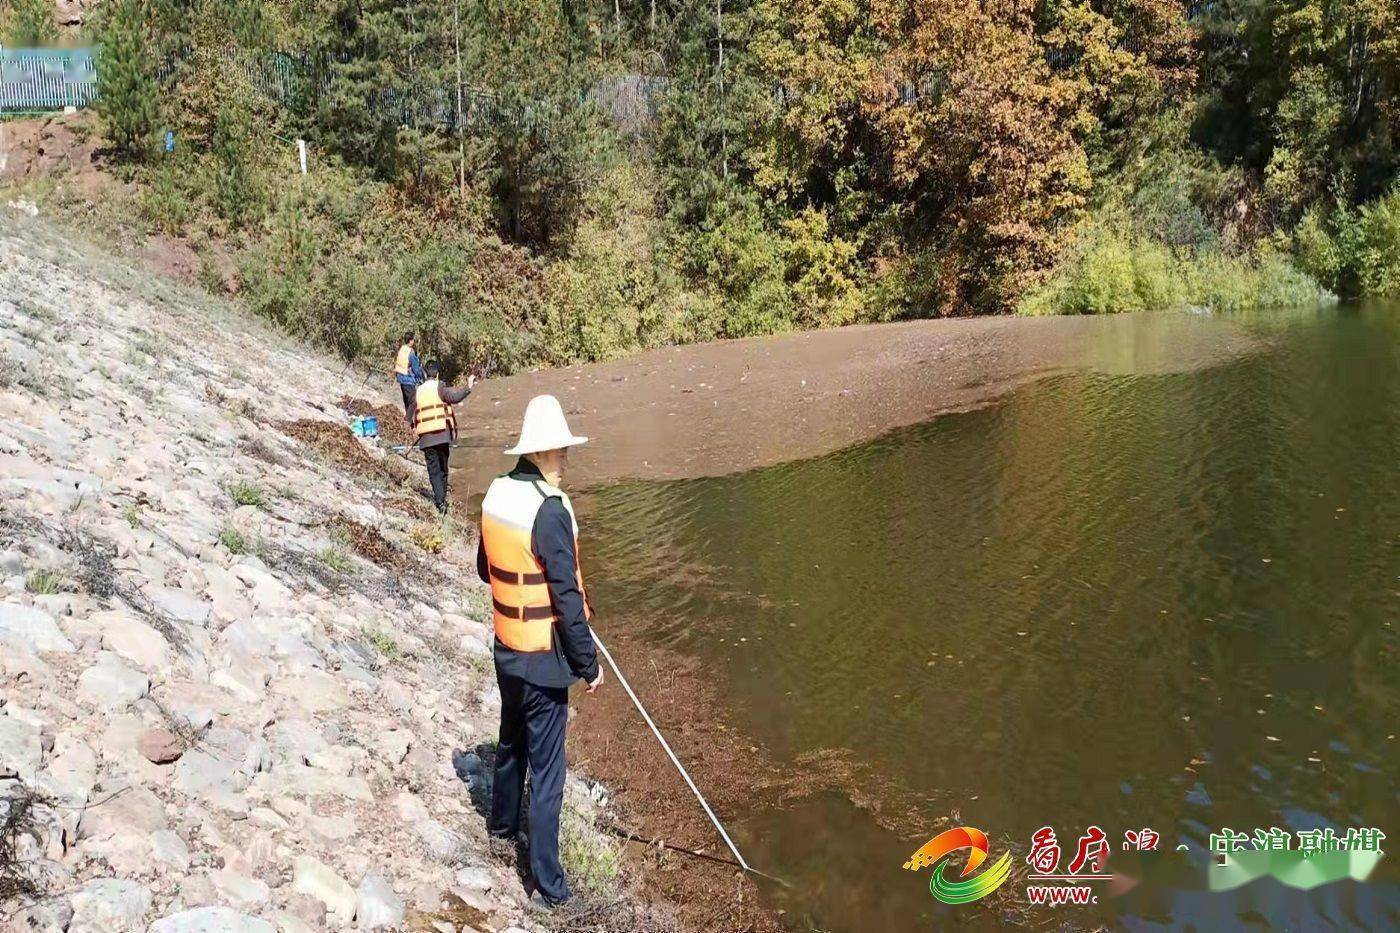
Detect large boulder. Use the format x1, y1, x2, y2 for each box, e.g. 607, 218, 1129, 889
77, 653, 151, 710
0, 604, 75, 654
96, 610, 172, 670
147, 906, 275, 933
0, 713, 42, 779
292, 855, 356, 926
69, 877, 153, 932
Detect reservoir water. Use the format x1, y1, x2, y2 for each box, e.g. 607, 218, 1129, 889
577, 304, 1399, 929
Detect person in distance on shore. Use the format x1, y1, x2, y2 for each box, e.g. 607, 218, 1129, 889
476, 394, 604, 908
393, 330, 425, 426
412, 361, 474, 514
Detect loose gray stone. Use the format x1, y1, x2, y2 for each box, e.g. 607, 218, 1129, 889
40, 736, 97, 804
413, 818, 466, 861
150, 829, 190, 871
147, 906, 276, 933
0, 549, 23, 576
77, 653, 150, 710
69, 877, 153, 932
454, 865, 494, 892
8, 896, 73, 932
75, 781, 168, 875
268, 719, 329, 766
173, 748, 247, 801
137, 728, 183, 764
143, 586, 211, 625
355, 873, 404, 930
0, 604, 76, 654
292, 855, 356, 925
273, 670, 348, 713
373, 729, 412, 764
0, 714, 42, 779
263, 764, 371, 801
97, 610, 172, 670
210, 869, 271, 907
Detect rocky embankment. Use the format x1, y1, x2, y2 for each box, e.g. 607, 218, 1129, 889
0, 216, 647, 932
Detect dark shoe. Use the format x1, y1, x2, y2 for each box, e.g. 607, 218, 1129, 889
527, 889, 570, 910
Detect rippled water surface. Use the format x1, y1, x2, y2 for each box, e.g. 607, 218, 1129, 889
581, 304, 1399, 930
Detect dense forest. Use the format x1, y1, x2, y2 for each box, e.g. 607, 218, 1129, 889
6, 0, 1399, 375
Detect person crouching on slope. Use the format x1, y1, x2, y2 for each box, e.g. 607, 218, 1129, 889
412, 361, 474, 514
476, 394, 604, 908
393, 331, 425, 426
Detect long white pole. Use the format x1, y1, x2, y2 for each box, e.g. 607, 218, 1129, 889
591, 632, 754, 873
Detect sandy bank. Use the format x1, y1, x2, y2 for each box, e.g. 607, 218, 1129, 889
454, 311, 1259, 493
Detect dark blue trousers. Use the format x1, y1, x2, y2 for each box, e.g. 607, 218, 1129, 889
488, 671, 571, 903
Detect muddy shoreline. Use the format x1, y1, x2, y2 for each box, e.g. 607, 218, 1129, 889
451, 310, 1259, 495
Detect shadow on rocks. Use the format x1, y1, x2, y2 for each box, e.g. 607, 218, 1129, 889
451, 742, 497, 819
452, 743, 534, 886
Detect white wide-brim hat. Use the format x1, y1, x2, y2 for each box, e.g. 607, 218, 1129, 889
504, 394, 589, 456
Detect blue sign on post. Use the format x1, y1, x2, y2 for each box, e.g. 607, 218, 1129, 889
164, 131, 175, 152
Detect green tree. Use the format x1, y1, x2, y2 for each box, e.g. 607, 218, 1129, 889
459, 0, 615, 245
96, 0, 161, 160
3, 0, 59, 46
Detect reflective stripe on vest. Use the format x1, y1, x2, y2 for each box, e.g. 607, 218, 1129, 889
413, 379, 455, 438
394, 345, 413, 375
480, 475, 591, 653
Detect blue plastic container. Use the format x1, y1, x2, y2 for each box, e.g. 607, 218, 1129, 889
351, 416, 379, 438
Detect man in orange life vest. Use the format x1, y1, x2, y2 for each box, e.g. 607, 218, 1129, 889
413, 361, 474, 514
393, 331, 425, 426
476, 394, 603, 907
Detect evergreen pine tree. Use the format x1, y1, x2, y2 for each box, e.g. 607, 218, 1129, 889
96, 0, 160, 160
3, 0, 59, 46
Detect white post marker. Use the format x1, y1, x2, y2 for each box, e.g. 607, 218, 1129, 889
297, 139, 307, 175
591, 631, 785, 885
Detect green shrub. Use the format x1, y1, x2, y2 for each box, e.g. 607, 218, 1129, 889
1022, 222, 1328, 315
1352, 189, 1400, 297
217, 525, 249, 554
1292, 206, 1345, 291
225, 480, 266, 508
1285, 188, 1400, 299
3, 0, 58, 45
25, 569, 67, 595
366, 626, 402, 661
1131, 238, 1187, 311
782, 207, 865, 329
540, 163, 703, 364
1021, 227, 1142, 315
318, 544, 352, 573
140, 162, 194, 237
212, 102, 261, 225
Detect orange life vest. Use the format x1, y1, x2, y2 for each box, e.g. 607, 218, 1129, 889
394, 344, 414, 376
413, 379, 455, 438
480, 474, 591, 652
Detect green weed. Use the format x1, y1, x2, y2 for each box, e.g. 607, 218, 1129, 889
318, 545, 352, 573
217, 525, 250, 554
366, 626, 403, 662
559, 800, 620, 896
225, 480, 266, 508
409, 524, 445, 554
25, 569, 67, 595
